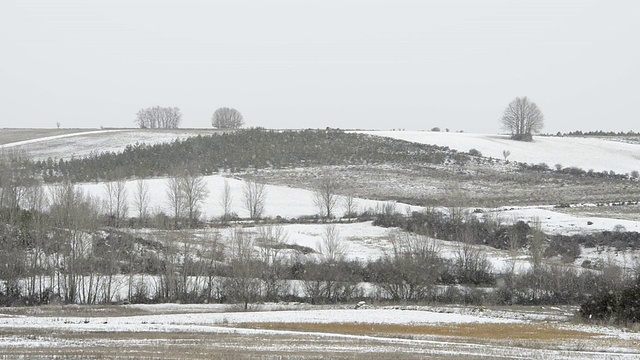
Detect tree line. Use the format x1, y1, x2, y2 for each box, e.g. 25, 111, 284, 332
134, 106, 244, 129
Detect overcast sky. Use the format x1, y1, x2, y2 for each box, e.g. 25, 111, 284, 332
1, 0, 638, 133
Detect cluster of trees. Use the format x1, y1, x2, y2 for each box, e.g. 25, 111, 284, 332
31, 129, 457, 183
3, 189, 633, 309
519, 162, 636, 180
134, 106, 244, 129
556, 130, 640, 137
580, 277, 640, 324
135, 106, 182, 129
373, 208, 544, 253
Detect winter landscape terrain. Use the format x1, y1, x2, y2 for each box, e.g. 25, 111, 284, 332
1, 128, 640, 358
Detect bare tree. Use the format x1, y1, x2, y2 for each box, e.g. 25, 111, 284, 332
135, 106, 182, 129
256, 225, 289, 301
316, 225, 347, 263
243, 179, 266, 220
529, 217, 545, 273
180, 175, 209, 227
134, 179, 150, 223
49, 182, 100, 303
165, 177, 184, 225
212, 107, 244, 129
224, 228, 261, 310
500, 96, 544, 141
0, 149, 31, 212
103, 181, 128, 227
342, 192, 357, 220
454, 229, 493, 285
313, 176, 341, 219
375, 232, 443, 301
220, 179, 233, 223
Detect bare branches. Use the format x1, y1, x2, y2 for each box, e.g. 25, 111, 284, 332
135, 106, 182, 129
103, 181, 128, 227
316, 225, 347, 263
500, 96, 544, 141
134, 179, 150, 222
220, 179, 233, 223
243, 179, 267, 220
313, 176, 341, 219
180, 175, 209, 227
212, 107, 244, 129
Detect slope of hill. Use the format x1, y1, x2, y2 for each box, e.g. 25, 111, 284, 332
357, 131, 640, 174
0, 129, 220, 161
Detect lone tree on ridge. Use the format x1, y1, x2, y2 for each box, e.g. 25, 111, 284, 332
500, 96, 544, 141
212, 107, 244, 129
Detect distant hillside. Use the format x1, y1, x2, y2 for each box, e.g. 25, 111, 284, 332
359, 131, 640, 174
1, 128, 219, 161
32, 129, 464, 182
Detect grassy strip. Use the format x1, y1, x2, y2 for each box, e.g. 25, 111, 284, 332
241, 322, 596, 341
0, 129, 96, 145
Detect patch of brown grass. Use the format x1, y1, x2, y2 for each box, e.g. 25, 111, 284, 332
241, 322, 596, 341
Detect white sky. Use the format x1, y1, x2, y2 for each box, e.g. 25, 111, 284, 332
1, 0, 638, 133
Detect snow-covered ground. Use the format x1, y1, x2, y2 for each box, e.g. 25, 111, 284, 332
1, 129, 217, 161
75, 174, 422, 220
0, 308, 521, 332
489, 206, 640, 235
357, 131, 640, 174
1, 305, 639, 359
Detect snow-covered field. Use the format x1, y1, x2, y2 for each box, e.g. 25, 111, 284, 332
358, 131, 640, 174
1, 305, 639, 359
75, 174, 421, 220
0, 128, 218, 161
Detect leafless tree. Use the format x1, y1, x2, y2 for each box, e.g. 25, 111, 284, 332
134, 179, 150, 223
376, 232, 443, 301
313, 176, 341, 219
135, 106, 182, 129
103, 180, 128, 227
49, 182, 100, 303
165, 177, 184, 225
502, 149, 511, 161
454, 229, 493, 285
224, 228, 262, 310
342, 192, 357, 220
500, 96, 544, 141
212, 107, 244, 129
529, 217, 545, 273
180, 175, 209, 227
256, 225, 289, 301
316, 225, 347, 263
219, 179, 233, 222
0, 149, 31, 212
243, 179, 266, 220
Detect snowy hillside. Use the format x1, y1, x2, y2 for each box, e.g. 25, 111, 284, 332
0, 129, 219, 161
76, 174, 422, 220
358, 131, 640, 174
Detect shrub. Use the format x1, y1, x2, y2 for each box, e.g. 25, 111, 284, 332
468, 148, 482, 157
544, 236, 581, 262
580, 283, 640, 323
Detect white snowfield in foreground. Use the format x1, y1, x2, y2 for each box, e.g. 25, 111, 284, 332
357, 131, 640, 174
